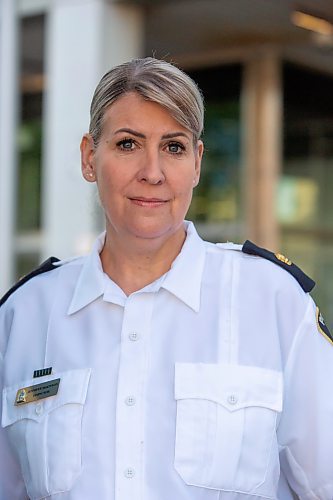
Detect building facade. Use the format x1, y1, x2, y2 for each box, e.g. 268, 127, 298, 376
1, 0, 333, 324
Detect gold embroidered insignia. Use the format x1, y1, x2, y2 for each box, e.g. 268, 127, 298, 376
275, 253, 292, 266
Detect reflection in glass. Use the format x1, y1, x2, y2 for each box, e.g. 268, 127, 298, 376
15, 14, 45, 279
280, 63, 333, 328
187, 65, 242, 242
16, 117, 42, 231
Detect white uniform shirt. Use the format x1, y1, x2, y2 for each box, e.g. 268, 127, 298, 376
1, 222, 333, 500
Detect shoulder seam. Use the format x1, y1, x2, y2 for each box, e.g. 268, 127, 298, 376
242, 240, 315, 292
0, 257, 60, 307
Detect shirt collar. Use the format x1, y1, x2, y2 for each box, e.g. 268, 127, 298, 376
161, 221, 206, 312
67, 233, 106, 315
68, 221, 206, 315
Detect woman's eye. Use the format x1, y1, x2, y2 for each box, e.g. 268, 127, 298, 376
167, 142, 185, 154
117, 138, 135, 150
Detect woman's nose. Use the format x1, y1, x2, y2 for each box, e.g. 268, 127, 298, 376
137, 149, 165, 185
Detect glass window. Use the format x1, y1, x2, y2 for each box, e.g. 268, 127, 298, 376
279, 63, 333, 328
17, 95, 42, 231
15, 14, 45, 278
188, 65, 242, 242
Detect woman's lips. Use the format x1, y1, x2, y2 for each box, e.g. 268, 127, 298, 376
129, 197, 168, 207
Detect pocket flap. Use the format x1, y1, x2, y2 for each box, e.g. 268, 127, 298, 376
175, 363, 282, 412
2, 368, 91, 427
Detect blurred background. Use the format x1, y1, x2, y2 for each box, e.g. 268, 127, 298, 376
1, 0, 333, 325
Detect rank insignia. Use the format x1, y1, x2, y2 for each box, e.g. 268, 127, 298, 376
316, 307, 333, 346
275, 253, 292, 266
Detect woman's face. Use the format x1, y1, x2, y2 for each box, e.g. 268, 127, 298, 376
81, 92, 203, 243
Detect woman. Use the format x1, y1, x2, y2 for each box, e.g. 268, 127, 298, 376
1, 57, 333, 500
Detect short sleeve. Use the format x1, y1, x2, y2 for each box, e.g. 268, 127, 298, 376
278, 296, 333, 499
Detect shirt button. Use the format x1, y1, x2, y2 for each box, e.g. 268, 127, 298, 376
227, 394, 238, 405
129, 332, 139, 341
125, 396, 136, 406
35, 403, 43, 415
124, 467, 135, 478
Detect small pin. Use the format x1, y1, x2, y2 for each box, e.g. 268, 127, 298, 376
33, 367, 52, 378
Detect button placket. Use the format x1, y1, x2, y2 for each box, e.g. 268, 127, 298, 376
115, 293, 153, 500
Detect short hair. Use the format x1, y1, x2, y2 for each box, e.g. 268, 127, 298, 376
89, 57, 204, 146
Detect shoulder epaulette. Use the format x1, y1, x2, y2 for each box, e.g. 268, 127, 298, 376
242, 240, 315, 293
0, 257, 60, 307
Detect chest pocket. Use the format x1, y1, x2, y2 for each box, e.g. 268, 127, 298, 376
174, 363, 282, 496
2, 368, 91, 500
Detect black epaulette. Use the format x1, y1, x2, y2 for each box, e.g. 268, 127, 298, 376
242, 240, 315, 293
0, 257, 60, 307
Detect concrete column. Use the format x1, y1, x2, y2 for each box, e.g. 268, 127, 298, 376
42, 0, 144, 259
242, 51, 283, 250
0, 0, 19, 293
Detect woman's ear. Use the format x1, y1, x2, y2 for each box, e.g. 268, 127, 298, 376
193, 140, 204, 187
80, 133, 96, 182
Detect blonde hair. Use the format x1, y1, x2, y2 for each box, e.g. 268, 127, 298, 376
89, 57, 204, 146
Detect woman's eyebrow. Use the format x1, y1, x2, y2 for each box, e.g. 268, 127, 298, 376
114, 128, 145, 138
161, 132, 190, 140
113, 128, 190, 141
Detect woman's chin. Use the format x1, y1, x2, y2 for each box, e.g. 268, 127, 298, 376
131, 225, 173, 241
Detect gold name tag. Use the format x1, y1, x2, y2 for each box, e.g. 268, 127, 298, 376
15, 378, 60, 406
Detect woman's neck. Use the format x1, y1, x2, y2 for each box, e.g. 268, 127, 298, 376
100, 225, 186, 296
